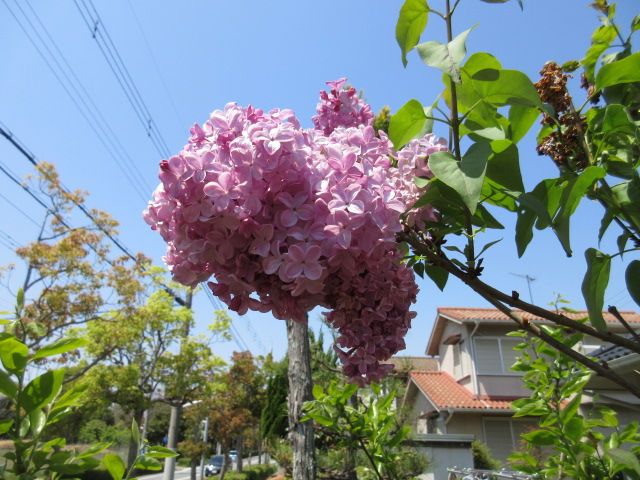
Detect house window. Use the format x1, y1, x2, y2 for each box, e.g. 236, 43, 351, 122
453, 343, 461, 377
474, 337, 521, 374
483, 418, 537, 461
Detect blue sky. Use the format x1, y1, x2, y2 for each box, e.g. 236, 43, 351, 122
0, 0, 637, 363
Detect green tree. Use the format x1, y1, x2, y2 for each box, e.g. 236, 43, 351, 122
509, 327, 640, 478
195, 351, 265, 479
6, 162, 147, 358
79, 287, 190, 467
393, 0, 640, 398
303, 381, 426, 480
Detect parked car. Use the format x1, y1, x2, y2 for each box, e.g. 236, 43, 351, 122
228, 450, 238, 462
204, 455, 224, 477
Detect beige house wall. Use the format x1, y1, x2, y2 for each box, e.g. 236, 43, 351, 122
405, 385, 438, 435
437, 322, 462, 374
445, 413, 485, 439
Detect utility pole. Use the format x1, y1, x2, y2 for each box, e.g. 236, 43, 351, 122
510, 273, 536, 304
163, 287, 194, 480
199, 417, 209, 480
286, 318, 316, 480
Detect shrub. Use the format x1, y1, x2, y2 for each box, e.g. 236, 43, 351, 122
78, 419, 130, 446
472, 440, 501, 470
222, 464, 277, 480
265, 439, 292, 476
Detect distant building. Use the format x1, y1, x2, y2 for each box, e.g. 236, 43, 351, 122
402, 307, 640, 461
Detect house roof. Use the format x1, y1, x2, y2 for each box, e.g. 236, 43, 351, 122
381, 356, 438, 373
408, 371, 517, 412
426, 307, 640, 355
437, 307, 640, 324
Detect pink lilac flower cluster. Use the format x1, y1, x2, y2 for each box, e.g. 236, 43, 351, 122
144, 79, 447, 384
312, 78, 373, 135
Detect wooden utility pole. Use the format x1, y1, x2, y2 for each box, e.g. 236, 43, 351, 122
163, 287, 193, 480
286, 319, 316, 480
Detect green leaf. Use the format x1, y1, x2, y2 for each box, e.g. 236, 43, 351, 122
515, 206, 536, 257
32, 337, 87, 360
626, 261, 640, 308
312, 384, 325, 400
429, 145, 489, 214
77, 442, 111, 459
309, 414, 334, 427
134, 455, 162, 471
481, 181, 517, 212
29, 409, 46, 436
553, 166, 606, 256
508, 105, 539, 143
582, 25, 617, 81
598, 210, 614, 243
146, 446, 179, 459
0, 418, 13, 435
512, 399, 549, 417
602, 104, 635, 134
0, 370, 17, 398
412, 261, 424, 278
486, 139, 524, 193
388, 99, 431, 148
0, 337, 29, 373
425, 264, 448, 291
396, 0, 429, 67
464, 52, 502, 75
417, 27, 474, 82
521, 429, 556, 446
463, 68, 542, 108
582, 248, 611, 332
16, 288, 24, 313
596, 52, 640, 89
19, 369, 64, 414
473, 204, 504, 229
475, 239, 502, 260
632, 15, 640, 32
102, 453, 126, 480
413, 178, 465, 211
617, 232, 630, 257
131, 418, 140, 446
606, 447, 640, 476
19, 416, 30, 437
564, 416, 585, 442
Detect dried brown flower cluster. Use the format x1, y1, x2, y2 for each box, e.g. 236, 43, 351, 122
535, 62, 589, 170
535, 62, 572, 117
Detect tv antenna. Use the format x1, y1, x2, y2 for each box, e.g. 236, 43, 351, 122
510, 273, 536, 303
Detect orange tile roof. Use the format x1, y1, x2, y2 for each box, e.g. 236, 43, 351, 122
409, 371, 518, 411
437, 307, 640, 324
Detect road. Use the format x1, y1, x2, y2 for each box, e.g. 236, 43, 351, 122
138, 456, 269, 480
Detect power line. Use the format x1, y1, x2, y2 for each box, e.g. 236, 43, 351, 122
0, 191, 41, 227
0, 125, 188, 307
2, 0, 151, 201
202, 285, 250, 352
8, 0, 152, 198
73, 0, 172, 158
0, 230, 21, 249
125, 0, 186, 128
